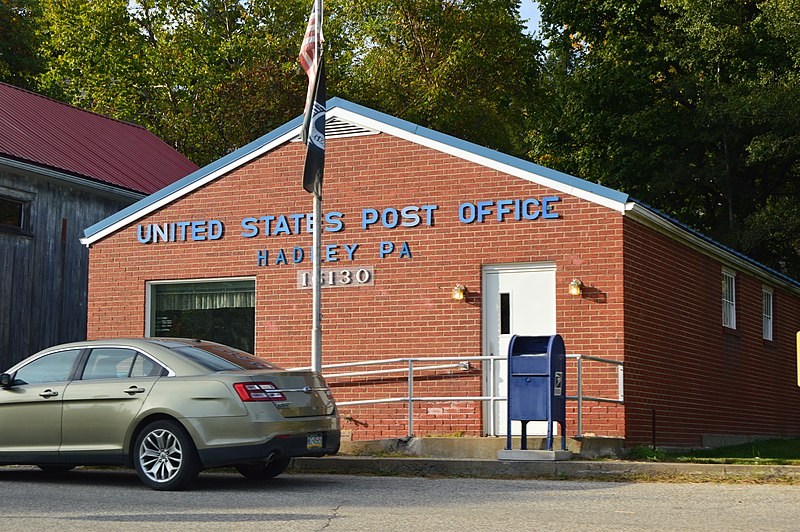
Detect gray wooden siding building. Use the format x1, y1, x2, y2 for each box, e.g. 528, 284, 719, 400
0, 82, 198, 369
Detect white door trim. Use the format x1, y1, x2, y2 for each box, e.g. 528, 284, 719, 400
482, 263, 557, 275
482, 262, 557, 436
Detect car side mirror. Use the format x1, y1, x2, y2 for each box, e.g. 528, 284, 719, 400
0, 373, 13, 389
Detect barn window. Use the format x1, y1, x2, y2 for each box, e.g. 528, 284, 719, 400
722, 269, 736, 329
147, 278, 255, 353
0, 197, 24, 230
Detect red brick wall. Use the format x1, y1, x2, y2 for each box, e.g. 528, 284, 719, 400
623, 217, 800, 447
87, 133, 628, 440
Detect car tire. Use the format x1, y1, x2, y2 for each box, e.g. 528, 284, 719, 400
133, 420, 200, 491
235, 458, 291, 480
37, 465, 76, 473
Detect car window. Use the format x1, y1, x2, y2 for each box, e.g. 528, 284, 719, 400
13, 349, 83, 385
82, 348, 137, 380
172, 345, 279, 371
131, 354, 167, 378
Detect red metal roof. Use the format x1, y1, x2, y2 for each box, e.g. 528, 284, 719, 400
0, 82, 198, 194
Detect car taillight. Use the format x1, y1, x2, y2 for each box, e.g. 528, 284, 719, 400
234, 382, 287, 402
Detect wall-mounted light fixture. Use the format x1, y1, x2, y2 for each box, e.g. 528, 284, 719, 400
452, 284, 467, 301
569, 279, 583, 296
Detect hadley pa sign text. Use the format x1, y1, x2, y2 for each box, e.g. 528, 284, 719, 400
135, 197, 561, 266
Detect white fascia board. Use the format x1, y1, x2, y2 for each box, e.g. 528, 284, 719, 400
624, 202, 800, 295
328, 107, 628, 213
80, 127, 301, 247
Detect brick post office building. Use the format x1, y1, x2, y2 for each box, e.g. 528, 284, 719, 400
81, 99, 800, 447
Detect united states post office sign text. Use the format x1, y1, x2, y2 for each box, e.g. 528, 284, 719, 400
134, 196, 561, 267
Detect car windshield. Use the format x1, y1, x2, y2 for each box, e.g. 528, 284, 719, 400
171, 345, 280, 371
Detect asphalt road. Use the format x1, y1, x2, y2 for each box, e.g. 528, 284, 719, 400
1, 466, 798, 531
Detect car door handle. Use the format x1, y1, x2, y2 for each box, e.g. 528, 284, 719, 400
39, 389, 59, 398
124, 386, 146, 395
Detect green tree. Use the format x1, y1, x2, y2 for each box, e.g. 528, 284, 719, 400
37, 0, 310, 166
736, 0, 800, 273
0, 0, 44, 88
35, 0, 540, 164
332, 0, 542, 157
531, 0, 800, 277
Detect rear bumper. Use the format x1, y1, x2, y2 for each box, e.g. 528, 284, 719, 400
198, 430, 341, 468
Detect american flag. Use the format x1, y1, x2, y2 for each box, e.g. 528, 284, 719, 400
299, 1, 322, 123
299, 0, 325, 195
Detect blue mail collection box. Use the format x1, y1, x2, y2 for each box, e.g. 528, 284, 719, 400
506, 334, 567, 451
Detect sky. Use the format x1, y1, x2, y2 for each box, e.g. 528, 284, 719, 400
519, 0, 542, 36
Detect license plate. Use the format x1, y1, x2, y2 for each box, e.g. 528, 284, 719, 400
307, 433, 323, 449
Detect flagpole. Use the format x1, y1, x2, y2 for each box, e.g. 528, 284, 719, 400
300, 0, 324, 372
312, 189, 322, 373
310, 0, 323, 374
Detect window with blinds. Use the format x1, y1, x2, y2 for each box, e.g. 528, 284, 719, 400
148, 279, 255, 352
763, 287, 773, 341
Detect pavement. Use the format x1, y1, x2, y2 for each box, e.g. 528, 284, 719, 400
289, 437, 800, 482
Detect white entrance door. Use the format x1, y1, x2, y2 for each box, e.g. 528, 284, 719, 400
483, 264, 556, 436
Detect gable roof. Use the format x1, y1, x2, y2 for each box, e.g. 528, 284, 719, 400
0, 82, 198, 195
81, 97, 629, 245
79, 98, 800, 293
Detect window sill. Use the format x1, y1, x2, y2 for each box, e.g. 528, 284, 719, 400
0, 225, 33, 238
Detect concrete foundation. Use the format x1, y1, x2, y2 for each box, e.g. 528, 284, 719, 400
338, 436, 625, 460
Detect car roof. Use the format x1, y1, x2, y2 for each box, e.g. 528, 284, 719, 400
6, 338, 223, 376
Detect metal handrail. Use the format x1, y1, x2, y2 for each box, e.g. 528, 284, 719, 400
290, 354, 622, 438
290, 355, 497, 372
567, 354, 624, 437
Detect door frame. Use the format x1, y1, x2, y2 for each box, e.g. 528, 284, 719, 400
481, 262, 556, 436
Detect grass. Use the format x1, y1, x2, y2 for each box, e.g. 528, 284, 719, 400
626, 438, 800, 465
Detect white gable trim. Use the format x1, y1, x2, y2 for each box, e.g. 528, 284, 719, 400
328, 107, 628, 213
80, 127, 300, 246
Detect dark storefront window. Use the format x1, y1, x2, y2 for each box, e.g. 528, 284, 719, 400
149, 279, 255, 353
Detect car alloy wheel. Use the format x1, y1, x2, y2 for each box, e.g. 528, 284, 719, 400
134, 420, 199, 490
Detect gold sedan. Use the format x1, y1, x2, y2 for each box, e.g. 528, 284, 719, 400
0, 338, 339, 490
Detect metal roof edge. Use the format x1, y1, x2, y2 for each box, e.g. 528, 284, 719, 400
81, 114, 305, 245
1, 156, 145, 202
327, 98, 629, 210
625, 200, 800, 293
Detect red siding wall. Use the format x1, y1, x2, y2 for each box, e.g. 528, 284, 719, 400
623, 218, 800, 447
87, 133, 626, 440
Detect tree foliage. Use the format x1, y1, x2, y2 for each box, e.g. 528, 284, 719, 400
331, 0, 541, 156
0, 0, 44, 88
32, 0, 539, 165
37, 0, 310, 165
533, 0, 800, 277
